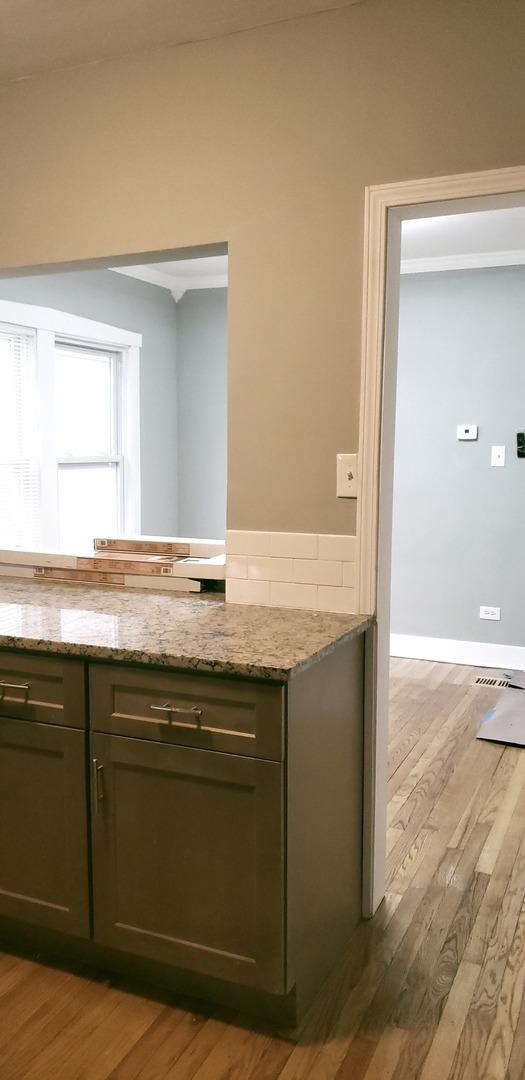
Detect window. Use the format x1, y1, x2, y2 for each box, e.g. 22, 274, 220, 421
0, 301, 141, 553
0, 326, 41, 549
55, 343, 122, 551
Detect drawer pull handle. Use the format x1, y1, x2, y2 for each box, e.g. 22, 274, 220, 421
0, 681, 30, 700
92, 758, 104, 812
150, 703, 203, 729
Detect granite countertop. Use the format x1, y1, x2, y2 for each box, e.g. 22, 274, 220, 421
0, 578, 372, 681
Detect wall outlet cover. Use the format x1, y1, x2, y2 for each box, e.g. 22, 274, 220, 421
480, 605, 501, 621
491, 446, 505, 467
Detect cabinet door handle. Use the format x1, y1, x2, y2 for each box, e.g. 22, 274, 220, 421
92, 758, 104, 812
150, 703, 203, 729
0, 681, 30, 699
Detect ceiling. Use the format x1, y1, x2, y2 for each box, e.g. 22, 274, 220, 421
401, 207, 525, 272
0, 0, 362, 86
113, 256, 228, 302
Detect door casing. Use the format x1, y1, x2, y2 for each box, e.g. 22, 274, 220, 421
357, 165, 525, 917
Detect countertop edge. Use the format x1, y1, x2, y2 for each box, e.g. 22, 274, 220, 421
0, 615, 373, 682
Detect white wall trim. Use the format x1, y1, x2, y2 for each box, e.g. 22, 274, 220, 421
0, 298, 142, 348
391, 633, 525, 671
112, 265, 228, 303
171, 274, 228, 296
357, 164, 525, 619
112, 265, 181, 292
121, 345, 141, 535
400, 248, 525, 275
356, 163, 525, 921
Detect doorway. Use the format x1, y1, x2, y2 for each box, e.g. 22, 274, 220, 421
357, 166, 525, 917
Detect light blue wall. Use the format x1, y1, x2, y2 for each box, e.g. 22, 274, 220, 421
391, 266, 525, 647
0, 270, 179, 535
175, 289, 227, 539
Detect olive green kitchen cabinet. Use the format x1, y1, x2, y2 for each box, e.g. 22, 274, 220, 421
0, 654, 89, 937
90, 732, 284, 992
0, 634, 365, 1024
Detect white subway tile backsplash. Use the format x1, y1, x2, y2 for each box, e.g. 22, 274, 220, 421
226, 578, 270, 605
293, 559, 342, 586
226, 556, 248, 579
225, 530, 358, 612
269, 581, 318, 610
247, 557, 293, 582
226, 531, 270, 556
342, 561, 357, 588
268, 532, 318, 559
317, 586, 357, 614
318, 534, 357, 562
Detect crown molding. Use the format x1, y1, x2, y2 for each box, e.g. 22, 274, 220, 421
111, 264, 178, 290
400, 248, 525, 275
110, 264, 227, 303
166, 274, 229, 302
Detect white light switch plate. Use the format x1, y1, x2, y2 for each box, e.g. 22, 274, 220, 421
491, 445, 505, 467
337, 453, 358, 498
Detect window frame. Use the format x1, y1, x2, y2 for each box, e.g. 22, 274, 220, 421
0, 299, 142, 552
54, 339, 123, 549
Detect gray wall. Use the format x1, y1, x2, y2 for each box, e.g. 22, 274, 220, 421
0, 269, 180, 535
175, 289, 227, 539
391, 266, 525, 647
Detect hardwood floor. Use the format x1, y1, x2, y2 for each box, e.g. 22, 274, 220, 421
1, 658, 524, 1079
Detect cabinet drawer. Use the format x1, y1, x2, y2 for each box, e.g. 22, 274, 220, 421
0, 651, 86, 729
89, 664, 284, 761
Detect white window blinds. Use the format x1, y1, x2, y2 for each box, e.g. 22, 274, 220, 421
0, 327, 42, 549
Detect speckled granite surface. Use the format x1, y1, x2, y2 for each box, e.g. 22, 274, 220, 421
0, 578, 371, 681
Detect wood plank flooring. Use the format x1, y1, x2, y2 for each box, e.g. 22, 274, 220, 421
1, 658, 524, 1079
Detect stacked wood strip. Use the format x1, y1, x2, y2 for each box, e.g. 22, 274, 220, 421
0, 536, 226, 591
77, 554, 185, 576
94, 537, 191, 556
94, 535, 224, 558
32, 566, 202, 590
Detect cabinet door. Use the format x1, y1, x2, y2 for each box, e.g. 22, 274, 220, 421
91, 733, 284, 992
0, 717, 90, 936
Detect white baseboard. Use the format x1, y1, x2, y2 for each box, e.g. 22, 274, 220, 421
390, 633, 525, 671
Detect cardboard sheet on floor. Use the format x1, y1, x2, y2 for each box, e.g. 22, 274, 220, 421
508, 670, 525, 690
478, 685, 525, 747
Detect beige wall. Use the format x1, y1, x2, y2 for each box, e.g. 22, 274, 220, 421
0, 0, 524, 534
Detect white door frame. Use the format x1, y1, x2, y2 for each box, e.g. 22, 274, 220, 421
357, 164, 525, 917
